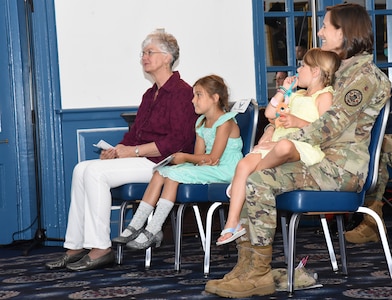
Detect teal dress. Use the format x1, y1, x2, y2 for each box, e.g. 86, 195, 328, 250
158, 112, 243, 184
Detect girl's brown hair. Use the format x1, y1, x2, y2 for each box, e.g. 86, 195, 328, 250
193, 75, 229, 112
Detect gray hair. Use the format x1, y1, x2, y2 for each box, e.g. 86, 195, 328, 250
142, 29, 179, 68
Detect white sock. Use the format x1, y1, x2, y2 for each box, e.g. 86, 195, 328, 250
135, 198, 174, 243
121, 201, 154, 237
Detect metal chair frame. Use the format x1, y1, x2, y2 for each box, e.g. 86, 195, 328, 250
277, 100, 392, 296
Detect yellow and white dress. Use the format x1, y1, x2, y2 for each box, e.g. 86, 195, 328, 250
253, 86, 333, 166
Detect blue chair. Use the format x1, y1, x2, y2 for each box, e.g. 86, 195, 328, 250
382, 165, 392, 209
200, 99, 260, 275
173, 99, 259, 272
381, 103, 392, 209
111, 183, 150, 265
276, 100, 392, 296
112, 99, 259, 269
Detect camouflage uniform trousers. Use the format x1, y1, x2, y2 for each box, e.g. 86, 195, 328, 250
240, 160, 360, 246
365, 134, 392, 203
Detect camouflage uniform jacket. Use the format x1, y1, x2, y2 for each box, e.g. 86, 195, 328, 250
285, 53, 391, 191
242, 54, 390, 246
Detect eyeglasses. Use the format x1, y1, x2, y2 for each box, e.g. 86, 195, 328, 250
140, 50, 167, 57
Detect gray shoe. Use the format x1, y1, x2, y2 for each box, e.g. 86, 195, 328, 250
45, 249, 89, 270
126, 229, 163, 250
66, 250, 115, 272
112, 226, 143, 244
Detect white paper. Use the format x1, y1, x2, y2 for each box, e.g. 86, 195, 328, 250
231, 99, 251, 113
152, 155, 174, 172
93, 139, 114, 150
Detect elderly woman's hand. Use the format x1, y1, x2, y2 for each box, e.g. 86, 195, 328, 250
100, 144, 137, 159
114, 144, 135, 158
100, 148, 118, 160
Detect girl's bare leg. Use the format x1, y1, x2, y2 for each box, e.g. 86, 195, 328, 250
118, 172, 165, 237
217, 153, 261, 243
131, 178, 179, 244
141, 172, 166, 206
217, 140, 300, 243
160, 178, 180, 203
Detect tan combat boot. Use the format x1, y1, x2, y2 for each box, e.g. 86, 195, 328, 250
213, 245, 275, 298
345, 200, 385, 243
205, 240, 252, 294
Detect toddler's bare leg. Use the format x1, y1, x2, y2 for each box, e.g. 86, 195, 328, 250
218, 154, 260, 243
255, 139, 300, 171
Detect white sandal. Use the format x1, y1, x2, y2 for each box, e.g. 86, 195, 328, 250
216, 223, 246, 246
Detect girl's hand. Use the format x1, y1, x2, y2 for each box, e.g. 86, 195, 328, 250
277, 112, 304, 128
198, 158, 219, 166
282, 76, 298, 90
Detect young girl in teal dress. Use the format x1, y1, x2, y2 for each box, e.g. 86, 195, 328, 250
113, 74, 244, 249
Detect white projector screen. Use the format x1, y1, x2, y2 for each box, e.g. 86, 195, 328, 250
54, 0, 256, 109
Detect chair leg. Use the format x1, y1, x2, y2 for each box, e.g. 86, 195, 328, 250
192, 205, 206, 252
335, 214, 348, 275
218, 206, 227, 229
144, 212, 153, 269
218, 206, 232, 259
320, 214, 339, 272
204, 202, 222, 276
174, 204, 208, 273
382, 195, 392, 209
116, 201, 131, 265
174, 203, 187, 272
357, 206, 392, 279
115, 201, 153, 268
280, 214, 289, 264
170, 210, 177, 241
287, 213, 301, 295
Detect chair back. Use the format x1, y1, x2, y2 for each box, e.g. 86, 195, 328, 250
276, 99, 391, 213
232, 99, 259, 156
363, 99, 390, 195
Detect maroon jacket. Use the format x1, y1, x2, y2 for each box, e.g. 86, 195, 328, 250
120, 71, 197, 163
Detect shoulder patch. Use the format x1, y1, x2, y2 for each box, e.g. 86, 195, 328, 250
344, 89, 363, 106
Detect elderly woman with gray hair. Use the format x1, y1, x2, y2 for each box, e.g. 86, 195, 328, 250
45, 30, 197, 271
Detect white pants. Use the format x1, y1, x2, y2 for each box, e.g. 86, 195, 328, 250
64, 157, 155, 250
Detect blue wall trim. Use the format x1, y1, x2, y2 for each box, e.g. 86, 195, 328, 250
0, 0, 37, 244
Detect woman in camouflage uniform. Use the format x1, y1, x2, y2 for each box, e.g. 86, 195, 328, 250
206, 3, 391, 298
